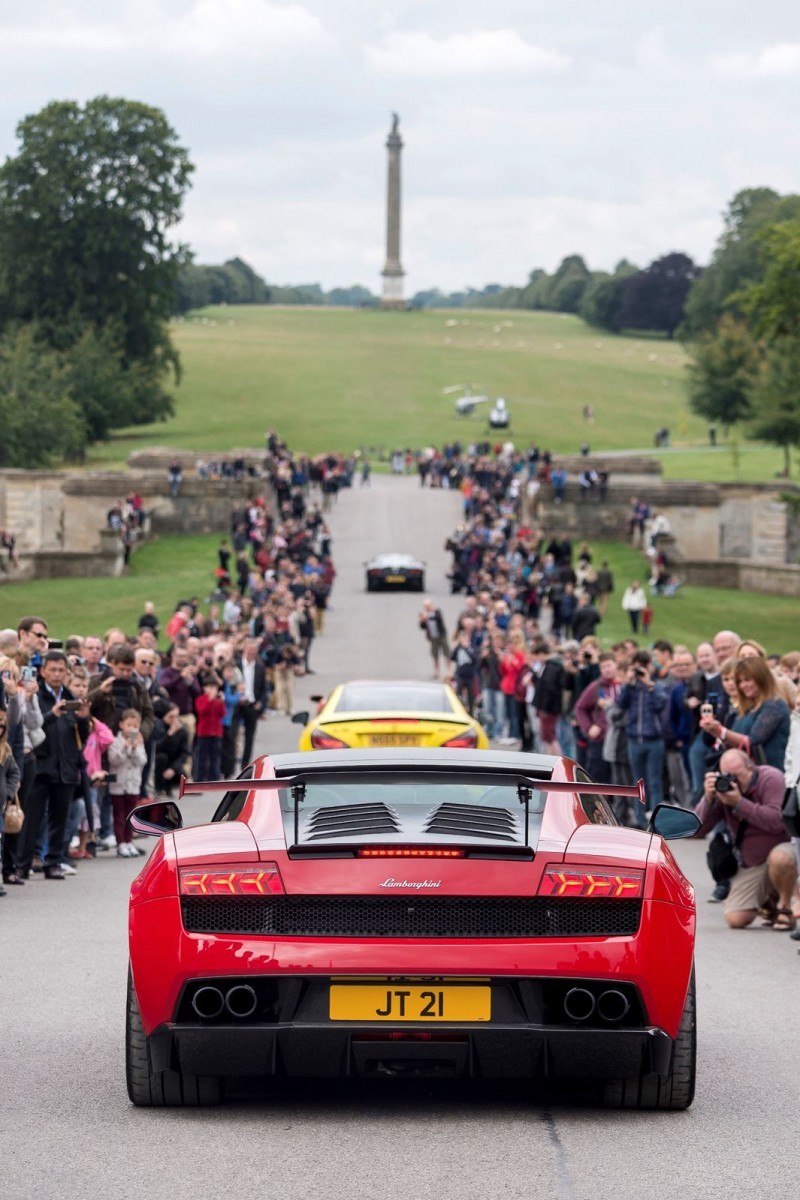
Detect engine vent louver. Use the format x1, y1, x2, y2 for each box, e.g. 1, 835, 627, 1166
181, 896, 643, 938
304, 803, 400, 841
423, 803, 519, 843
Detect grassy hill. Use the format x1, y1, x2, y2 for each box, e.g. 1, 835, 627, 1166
87, 306, 704, 465
85, 306, 790, 481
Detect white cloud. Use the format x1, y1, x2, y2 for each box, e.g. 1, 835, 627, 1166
712, 43, 800, 78
364, 29, 569, 77
1, 0, 332, 60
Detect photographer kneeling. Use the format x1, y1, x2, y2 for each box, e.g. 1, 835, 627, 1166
697, 749, 797, 929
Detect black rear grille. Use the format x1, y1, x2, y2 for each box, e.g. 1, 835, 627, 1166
305, 803, 400, 841
424, 803, 519, 843
181, 896, 641, 938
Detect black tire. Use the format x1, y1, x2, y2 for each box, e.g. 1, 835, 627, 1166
601, 969, 696, 1111
126, 971, 222, 1107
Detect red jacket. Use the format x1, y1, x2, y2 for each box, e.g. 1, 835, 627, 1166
500, 650, 525, 697
195, 695, 226, 738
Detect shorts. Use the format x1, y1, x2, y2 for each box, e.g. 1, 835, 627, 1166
537, 712, 558, 743
428, 636, 449, 661
724, 842, 795, 914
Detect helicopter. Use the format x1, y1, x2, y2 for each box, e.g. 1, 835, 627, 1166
443, 385, 512, 429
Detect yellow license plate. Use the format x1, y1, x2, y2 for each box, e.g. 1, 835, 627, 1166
329, 984, 490, 1022
385, 575, 406, 582
367, 734, 421, 746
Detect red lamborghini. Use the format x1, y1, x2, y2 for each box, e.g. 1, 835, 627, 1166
125, 749, 699, 1109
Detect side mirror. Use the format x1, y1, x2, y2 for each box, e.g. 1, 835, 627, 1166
291, 711, 310, 726
649, 803, 701, 840
128, 800, 183, 837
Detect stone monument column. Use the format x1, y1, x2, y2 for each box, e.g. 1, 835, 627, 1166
381, 112, 405, 309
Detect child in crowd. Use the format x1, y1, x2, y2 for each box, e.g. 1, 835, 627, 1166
69, 666, 114, 859
108, 709, 147, 858
194, 677, 226, 781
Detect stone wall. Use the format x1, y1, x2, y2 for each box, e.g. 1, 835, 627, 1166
0, 464, 264, 582
682, 559, 800, 598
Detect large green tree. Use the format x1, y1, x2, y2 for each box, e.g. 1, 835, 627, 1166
0, 96, 193, 433
741, 218, 800, 341
0, 325, 85, 466
681, 188, 800, 338
748, 338, 800, 476
579, 260, 639, 333
619, 252, 701, 337
686, 315, 759, 430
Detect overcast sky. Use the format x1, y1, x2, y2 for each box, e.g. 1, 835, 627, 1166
1, 1, 799, 293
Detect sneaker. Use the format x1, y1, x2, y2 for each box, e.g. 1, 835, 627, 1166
43, 867, 66, 880
58, 862, 78, 876
70, 836, 80, 849
708, 881, 729, 903
134, 843, 147, 856
99, 835, 117, 849
117, 844, 131, 857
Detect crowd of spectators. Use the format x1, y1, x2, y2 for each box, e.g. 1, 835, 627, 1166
422, 443, 800, 940
0, 434, 337, 895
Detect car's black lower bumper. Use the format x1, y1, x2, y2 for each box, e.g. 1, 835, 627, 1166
150, 1023, 673, 1082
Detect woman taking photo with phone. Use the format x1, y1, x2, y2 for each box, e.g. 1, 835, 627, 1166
700, 656, 790, 770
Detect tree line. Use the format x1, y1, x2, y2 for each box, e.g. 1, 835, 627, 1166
174, 261, 378, 311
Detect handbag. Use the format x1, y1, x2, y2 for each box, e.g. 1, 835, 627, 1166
4, 794, 25, 835
706, 818, 748, 883
782, 777, 800, 839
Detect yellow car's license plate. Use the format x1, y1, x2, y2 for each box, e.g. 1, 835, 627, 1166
367, 734, 420, 746
385, 574, 406, 582
329, 984, 491, 1022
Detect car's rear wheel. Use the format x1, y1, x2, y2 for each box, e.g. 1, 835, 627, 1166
126, 971, 222, 1107
601, 969, 696, 1111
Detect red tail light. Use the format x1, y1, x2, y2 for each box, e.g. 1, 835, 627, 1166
357, 847, 465, 858
180, 863, 284, 896
538, 866, 644, 899
442, 728, 478, 749
310, 729, 349, 750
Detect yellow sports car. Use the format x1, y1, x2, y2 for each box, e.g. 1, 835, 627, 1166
297, 680, 490, 751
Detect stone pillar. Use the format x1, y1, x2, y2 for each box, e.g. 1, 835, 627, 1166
381, 113, 405, 309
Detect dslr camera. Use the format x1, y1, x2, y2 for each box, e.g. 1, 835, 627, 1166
715, 772, 737, 794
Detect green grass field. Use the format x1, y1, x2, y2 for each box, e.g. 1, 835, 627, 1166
2, 533, 796, 654
83, 306, 793, 481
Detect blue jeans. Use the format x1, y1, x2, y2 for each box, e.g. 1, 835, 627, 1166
557, 717, 576, 760
627, 737, 665, 827
482, 688, 504, 738
504, 694, 519, 740
195, 736, 222, 783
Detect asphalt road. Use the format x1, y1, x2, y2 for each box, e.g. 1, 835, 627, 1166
2, 474, 796, 1200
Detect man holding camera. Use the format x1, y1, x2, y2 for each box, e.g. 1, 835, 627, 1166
17, 650, 90, 880
697, 748, 797, 929
617, 652, 669, 827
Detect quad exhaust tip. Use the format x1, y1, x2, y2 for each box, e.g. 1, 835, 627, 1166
191, 986, 225, 1020
563, 987, 596, 1022
596, 989, 630, 1023
225, 984, 258, 1019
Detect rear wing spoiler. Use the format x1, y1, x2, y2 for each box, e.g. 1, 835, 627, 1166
179, 774, 646, 848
